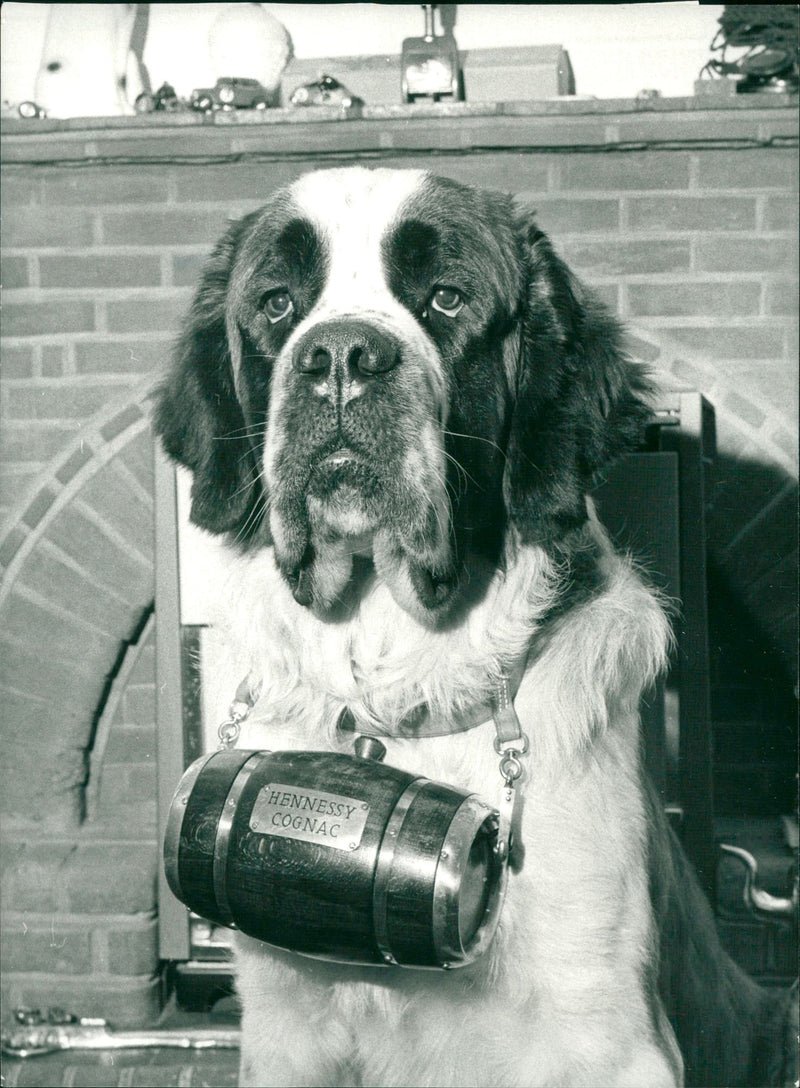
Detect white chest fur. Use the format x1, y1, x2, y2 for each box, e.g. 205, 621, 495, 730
216, 528, 678, 1086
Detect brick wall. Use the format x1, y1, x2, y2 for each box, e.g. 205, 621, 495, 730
0, 612, 160, 1025
1, 99, 797, 1022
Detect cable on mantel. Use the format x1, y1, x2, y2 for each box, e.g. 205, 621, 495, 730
3, 134, 798, 171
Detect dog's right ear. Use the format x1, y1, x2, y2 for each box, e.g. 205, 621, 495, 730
503, 219, 652, 546
154, 213, 264, 538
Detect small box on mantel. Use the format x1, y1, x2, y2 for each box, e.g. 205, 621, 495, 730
282, 45, 573, 107
694, 77, 740, 98
462, 46, 574, 102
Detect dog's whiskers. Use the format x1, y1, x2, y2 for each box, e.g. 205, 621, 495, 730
425, 461, 454, 554
232, 489, 270, 547
445, 429, 508, 462
443, 449, 482, 496
212, 426, 266, 442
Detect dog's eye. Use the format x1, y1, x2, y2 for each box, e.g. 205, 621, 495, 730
430, 287, 464, 317
262, 290, 294, 324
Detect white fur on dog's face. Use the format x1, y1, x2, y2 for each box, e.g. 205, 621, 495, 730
281, 167, 448, 393
262, 167, 449, 473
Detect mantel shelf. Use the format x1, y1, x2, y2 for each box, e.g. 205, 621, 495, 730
2, 95, 797, 167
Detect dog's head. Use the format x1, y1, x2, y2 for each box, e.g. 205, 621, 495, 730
155, 167, 650, 624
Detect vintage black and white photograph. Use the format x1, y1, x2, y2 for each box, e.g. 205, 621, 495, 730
1, 4, 798, 1086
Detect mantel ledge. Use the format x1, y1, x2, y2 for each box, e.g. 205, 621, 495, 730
2, 95, 797, 166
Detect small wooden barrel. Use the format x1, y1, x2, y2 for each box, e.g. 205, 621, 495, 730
164, 748, 505, 968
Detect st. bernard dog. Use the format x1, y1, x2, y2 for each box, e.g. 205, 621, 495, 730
155, 167, 794, 1087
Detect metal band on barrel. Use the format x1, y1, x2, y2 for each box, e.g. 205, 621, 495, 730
372, 778, 427, 965
163, 751, 220, 906
212, 753, 264, 928
431, 795, 502, 967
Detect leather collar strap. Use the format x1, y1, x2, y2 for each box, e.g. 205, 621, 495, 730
337, 650, 529, 742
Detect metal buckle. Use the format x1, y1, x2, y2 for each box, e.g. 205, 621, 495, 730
217, 704, 248, 749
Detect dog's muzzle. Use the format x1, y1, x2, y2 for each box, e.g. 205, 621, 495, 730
164, 739, 508, 969
266, 313, 457, 622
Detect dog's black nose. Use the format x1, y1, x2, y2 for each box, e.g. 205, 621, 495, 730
293, 320, 401, 380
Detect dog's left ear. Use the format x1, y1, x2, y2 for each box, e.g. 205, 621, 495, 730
503, 220, 652, 545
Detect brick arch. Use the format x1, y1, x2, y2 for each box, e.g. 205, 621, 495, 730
626, 327, 797, 477
0, 379, 158, 830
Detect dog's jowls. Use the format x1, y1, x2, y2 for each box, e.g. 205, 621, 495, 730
155, 167, 794, 1087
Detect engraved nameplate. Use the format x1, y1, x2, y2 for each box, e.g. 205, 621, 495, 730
249, 783, 369, 851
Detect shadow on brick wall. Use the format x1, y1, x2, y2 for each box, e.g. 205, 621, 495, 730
705, 452, 798, 818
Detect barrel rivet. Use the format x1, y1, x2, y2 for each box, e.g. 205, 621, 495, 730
252, 820, 259, 829
348, 842, 357, 850
440, 848, 449, 859
180, 796, 188, 805
382, 952, 396, 964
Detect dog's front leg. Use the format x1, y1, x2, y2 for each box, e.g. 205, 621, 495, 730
613, 1011, 683, 1088
235, 936, 359, 1088
355, 975, 682, 1088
